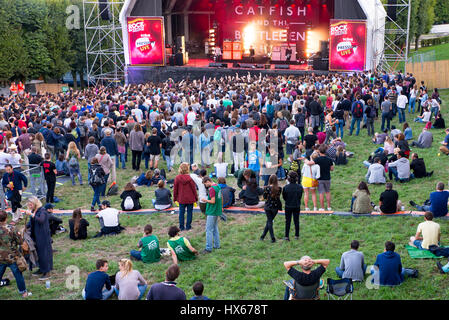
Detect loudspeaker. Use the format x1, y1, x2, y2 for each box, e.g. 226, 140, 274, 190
312, 58, 329, 71
264, 64, 271, 69
387, 0, 397, 21
168, 55, 175, 66
209, 63, 227, 68
275, 64, 290, 70
175, 52, 184, 66
320, 41, 329, 58
233, 62, 240, 68
99, 0, 111, 21
176, 36, 185, 53
255, 64, 264, 69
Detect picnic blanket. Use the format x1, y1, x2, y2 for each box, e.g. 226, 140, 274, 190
405, 245, 449, 259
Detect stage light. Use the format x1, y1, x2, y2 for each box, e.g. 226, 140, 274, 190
242, 23, 257, 54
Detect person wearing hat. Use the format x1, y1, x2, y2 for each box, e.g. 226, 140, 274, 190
94, 200, 122, 238
43, 203, 64, 236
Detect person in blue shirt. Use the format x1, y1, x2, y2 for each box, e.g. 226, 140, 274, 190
403, 123, 413, 141
190, 281, 210, 300
371, 241, 415, 286
410, 182, 449, 217
439, 128, 449, 156
246, 142, 262, 186
2, 164, 28, 223
82, 259, 114, 300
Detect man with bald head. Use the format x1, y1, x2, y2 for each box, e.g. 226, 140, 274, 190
283, 255, 329, 300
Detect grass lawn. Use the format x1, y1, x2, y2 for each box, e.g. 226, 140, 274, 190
393, 42, 449, 72
0, 90, 448, 300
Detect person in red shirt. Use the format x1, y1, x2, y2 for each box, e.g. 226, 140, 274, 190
10, 82, 17, 96
17, 82, 25, 96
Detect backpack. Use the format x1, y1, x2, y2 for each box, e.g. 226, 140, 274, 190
78, 125, 87, 138
369, 106, 377, 119
334, 108, 344, 119
295, 113, 305, 128
68, 156, 78, 168
89, 166, 105, 186
107, 183, 119, 196
429, 245, 449, 257
353, 102, 363, 118
123, 196, 134, 210
71, 129, 79, 139
279, 118, 288, 132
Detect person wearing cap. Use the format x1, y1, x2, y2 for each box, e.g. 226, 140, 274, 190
94, 200, 122, 238
43, 203, 64, 236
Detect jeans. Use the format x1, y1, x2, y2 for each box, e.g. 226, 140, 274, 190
116, 153, 126, 169
414, 204, 431, 212
262, 174, 270, 186
431, 106, 439, 119
130, 250, 142, 261
349, 117, 362, 136
179, 203, 193, 230
205, 215, 220, 251
0, 263, 26, 294
69, 167, 83, 185
261, 208, 278, 241
165, 155, 173, 171
335, 120, 344, 138
381, 112, 391, 131
413, 239, 425, 250
82, 287, 114, 300
335, 264, 367, 280
143, 154, 150, 170
101, 174, 110, 197
370, 266, 414, 285
388, 167, 413, 182
398, 108, 406, 124
91, 184, 102, 207
115, 284, 147, 300
366, 118, 374, 136
414, 118, 426, 123
409, 97, 416, 113
285, 207, 300, 238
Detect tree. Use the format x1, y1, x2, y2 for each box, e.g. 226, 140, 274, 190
414, 0, 436, 51
435, 0, 449, 25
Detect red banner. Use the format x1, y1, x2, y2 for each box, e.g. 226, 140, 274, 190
329, 19, 366, 71
127, 17, 165, 66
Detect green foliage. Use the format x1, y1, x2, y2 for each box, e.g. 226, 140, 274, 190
421, 36, 449, 47
435, 0, 449, 25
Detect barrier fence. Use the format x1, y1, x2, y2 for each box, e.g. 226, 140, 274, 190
405, 53, 449, 89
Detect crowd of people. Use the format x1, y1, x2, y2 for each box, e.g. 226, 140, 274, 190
0, 68, 448, 299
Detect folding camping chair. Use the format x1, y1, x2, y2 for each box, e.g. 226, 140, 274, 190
284, 280, 321, 300
326, 278, 353, 300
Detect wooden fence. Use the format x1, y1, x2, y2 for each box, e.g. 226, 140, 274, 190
405, 60, 449, 89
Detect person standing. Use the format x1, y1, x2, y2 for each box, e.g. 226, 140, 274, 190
88, 158, 106, 212
282, 171, 303, 241
397, 92, 408, 124
0, 210, 31, 298
27, 146, 43, 196
95, 147, 114, 197
129, 123, 145, 171
260, 174, 282, 243
2, 164, 27, 224
25, 196, 53, 281
66, 142, 83, 186
201, 177, 222, 253
381, 96, 392, 132
100, 129, 118, 183
349, 96, 364, 136
147, 128, 162, 170
173, 163, 198, 231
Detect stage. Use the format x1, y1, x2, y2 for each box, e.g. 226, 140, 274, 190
125, 58, 327, 84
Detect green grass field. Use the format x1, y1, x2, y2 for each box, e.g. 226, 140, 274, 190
0, 90, 448, 300
393, 42, 449, 72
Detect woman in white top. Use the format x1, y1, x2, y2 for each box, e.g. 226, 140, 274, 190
114, 259, 147, 300
301, 152, 320, 211
414, 107, 432, 123
383, 136, 395, 155
8, 144, 22, 169
409, 85, 417, 113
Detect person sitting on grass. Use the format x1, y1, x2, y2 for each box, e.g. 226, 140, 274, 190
371, 241, 417, 286
114, 258, 147, 300
235, 168, 256, 190
136, 170, 153, 187
410, 153, 433, 179
410, 127, 433, 149
152, 180, 172, 211
365, 157, 387, 185
55, 154, 69, 176
351, 182, 374, 214
94, 200, 123, 238
335, 146, 347, 165
69, 208, 89, 240
410, 182, 449, 217
217, 177, 235, 209
238, 177, 265, 208
146, 264, 186, 300
388, 151, 412, 183
335, 240, 366, 282
149, 169, 165, 186
82, 259, 114, 300
372, 129, 388, 145
439, 128, 449, 156
167, 226, 198, 265
408, 212, 440, 250
120, 182, 142, 211
375, 183, 403, 214
130, 224, 162, 263
190, 281, 210, 300
283, 256, 329, 300
414, 107, 432, 123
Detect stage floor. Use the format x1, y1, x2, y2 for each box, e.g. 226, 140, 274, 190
185, 58, 308, 71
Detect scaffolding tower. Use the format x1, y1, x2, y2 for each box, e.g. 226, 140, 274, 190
375, 0, 412, 73
83, 0, 125, 87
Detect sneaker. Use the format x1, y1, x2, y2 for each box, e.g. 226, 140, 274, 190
305, 207, 310, 211
313, 207, 317, 211
283, 280, 294, 290
409, 200, 417, 207
22, 292, 32, 298
319, 208, 325, 211
201, 249, 212, 254
428, 171, 434, 177
32, 270, 43, 277
91, 206, 96, 212
38, 273, 50, 281
294, 236, 299, 240
271, 238, 276, 243
220, 215, 227, 222
327, 207, 332, 211
0, 279, 10, 287
283, 237, 290, 241
437, 261, 446, 274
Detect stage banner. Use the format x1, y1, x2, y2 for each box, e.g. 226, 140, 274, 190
127, 17, 165, 66
329, 19, 367, 71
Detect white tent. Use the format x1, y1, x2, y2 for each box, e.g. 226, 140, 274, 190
357, 0, 387, 71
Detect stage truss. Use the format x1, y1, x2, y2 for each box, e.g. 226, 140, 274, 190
83, 0, 125, 87
374, 0, 411, 73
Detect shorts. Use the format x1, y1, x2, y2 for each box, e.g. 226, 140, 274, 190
150, 154, 160, 161
318, 180, 331, 194
286, 143, 295, 155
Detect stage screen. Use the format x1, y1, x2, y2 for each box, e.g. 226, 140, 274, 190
329, 19, 367, 71
127, 17, 165, 66
218, 1, 332, 58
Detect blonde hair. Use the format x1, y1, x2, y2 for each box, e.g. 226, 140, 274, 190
385, 136, 393, 145
119, 259, 133, 278
27, 196, 42, 212
144, 132, 151, 140
336, 146, 345, 156
178, 162, 190, 175
68, 141, 80, 157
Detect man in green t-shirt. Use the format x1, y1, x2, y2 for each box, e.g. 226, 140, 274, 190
167, 226, 198, 265
130, 224, 161, 263
201, 177, 222, 254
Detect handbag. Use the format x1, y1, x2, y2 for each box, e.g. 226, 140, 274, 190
15, 255, 28, 272
309, 165, 319, 188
